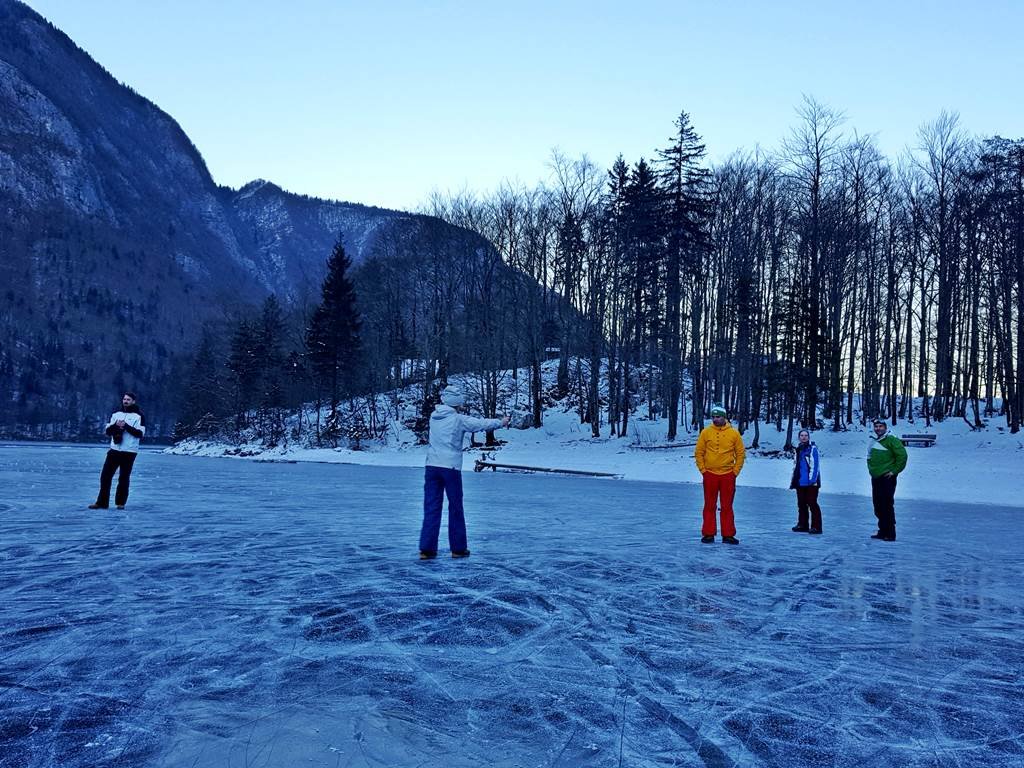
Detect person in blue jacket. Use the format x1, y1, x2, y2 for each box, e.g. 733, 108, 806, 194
789, 428, 823, 534
419, 385, 510, 560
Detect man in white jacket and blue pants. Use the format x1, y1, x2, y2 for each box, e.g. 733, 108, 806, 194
419, 385, 509, 560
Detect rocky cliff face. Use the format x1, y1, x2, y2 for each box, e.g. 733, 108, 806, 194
0, 0, 488, 436
227, 179, 429, 301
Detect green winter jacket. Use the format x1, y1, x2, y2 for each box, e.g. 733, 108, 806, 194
866, 432, 908, 477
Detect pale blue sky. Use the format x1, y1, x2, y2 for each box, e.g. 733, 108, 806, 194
23, 0, 1024, 211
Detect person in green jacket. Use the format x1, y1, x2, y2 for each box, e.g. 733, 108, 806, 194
867, 418, 908, 541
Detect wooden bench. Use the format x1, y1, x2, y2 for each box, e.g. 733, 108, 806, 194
630, 441, 696, 451
900, 433, 937, 447
473, 459, 620, 478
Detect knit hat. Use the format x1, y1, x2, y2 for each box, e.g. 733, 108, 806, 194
440, 385, 465, 407
710, 404, 727, 416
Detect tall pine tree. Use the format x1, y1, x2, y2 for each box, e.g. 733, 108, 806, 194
657, 110, 712, 437
176, 327, 226, 438
257, 294, 287, 442
227, 318, 260, 429
306, 240, 362, 411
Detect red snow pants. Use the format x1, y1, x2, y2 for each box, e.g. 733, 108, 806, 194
702, 471, 737, 537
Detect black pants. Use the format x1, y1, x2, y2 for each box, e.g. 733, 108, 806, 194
796, 486, 822, 530
871, 474, 897, 538
96, 449, 138, 507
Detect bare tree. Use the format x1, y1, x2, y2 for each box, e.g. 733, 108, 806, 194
781, 95, 846, 427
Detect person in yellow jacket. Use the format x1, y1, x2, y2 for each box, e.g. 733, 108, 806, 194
694, 404, 745, 544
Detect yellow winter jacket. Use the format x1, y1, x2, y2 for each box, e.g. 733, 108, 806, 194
694, 421, 746, 476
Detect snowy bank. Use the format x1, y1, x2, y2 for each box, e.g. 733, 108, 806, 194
169, 407, 1024, 509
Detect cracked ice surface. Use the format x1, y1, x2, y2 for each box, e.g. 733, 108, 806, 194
1, 443, 1022, 767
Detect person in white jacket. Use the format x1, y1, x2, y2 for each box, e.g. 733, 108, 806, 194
89, 391, 146, 510
419, 385, 510, 559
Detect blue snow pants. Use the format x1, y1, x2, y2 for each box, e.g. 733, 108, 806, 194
419, 465, 466, 553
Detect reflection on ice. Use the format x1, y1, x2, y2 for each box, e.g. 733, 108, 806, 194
0, 444, 1022, 767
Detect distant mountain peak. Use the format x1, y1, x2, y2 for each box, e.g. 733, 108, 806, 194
0, 0, 498, 437
236, 179, 280, 199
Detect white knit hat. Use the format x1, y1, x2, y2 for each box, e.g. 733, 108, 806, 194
440, 385, 465, 407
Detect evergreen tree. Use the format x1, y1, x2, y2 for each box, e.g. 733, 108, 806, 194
256, 294, 287, 442
657, 110, 712, 438
624, 158, 665, 421
604, 156, 632, 435
306, 240, 362, 411
227, 318, 260, 429
177, 328, 226, 438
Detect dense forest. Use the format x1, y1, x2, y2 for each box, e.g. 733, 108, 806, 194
175, 100, 1024, 447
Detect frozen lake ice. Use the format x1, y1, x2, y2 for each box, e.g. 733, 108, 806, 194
1, 443, 1022, 767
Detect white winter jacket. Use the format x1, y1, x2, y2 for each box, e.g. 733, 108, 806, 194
426, 405, 503, 470
106, 410, 146, 453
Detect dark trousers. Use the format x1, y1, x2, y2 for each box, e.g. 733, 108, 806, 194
419, 466, 467, 553
96, 449, 138, 507
871, 474, 898, 538
796, 486, 822, 530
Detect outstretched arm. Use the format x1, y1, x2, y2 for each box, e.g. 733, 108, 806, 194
459, 414, 507, 433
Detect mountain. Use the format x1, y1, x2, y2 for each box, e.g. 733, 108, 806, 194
0, 0, 491, 437
227, 179, 438, 302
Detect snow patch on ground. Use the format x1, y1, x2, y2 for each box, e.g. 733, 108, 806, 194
170, 406, 1024, 509
168, 359, 1024, 508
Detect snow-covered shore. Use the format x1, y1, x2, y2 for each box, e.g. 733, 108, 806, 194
169, 405, 1024, 509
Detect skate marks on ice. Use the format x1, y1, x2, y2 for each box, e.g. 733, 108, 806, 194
0, 445, 1023, 766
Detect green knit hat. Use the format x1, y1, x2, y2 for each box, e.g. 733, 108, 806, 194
710, 404, 727, 416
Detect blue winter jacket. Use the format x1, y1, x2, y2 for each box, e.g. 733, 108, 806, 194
791, 442, 821, 488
